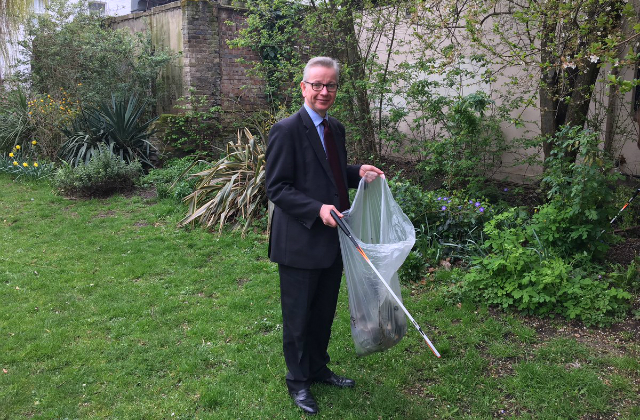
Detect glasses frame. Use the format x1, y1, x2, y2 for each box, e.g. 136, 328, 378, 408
302, 81, 339, 92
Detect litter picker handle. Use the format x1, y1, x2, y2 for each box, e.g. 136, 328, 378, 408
330, 210, 358, 247
330, 210, 441, 358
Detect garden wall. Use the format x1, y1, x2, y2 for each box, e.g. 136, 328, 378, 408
359, 10, 640, 183
110, 0, 265, 153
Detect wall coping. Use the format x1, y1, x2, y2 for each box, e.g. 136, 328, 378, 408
109, 1, 182, 25
109, 0, 248, 25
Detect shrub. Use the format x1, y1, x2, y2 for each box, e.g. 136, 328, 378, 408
535, 126, 621, 259
417, 92, 507, 190
159, 91, 222, 158
53, 145, 143, 197
140, 157, 209, 203
0, 87, 32, 152
179, 128, 267, 234
460, 208, 632, 326
18, 0, 174, 110
389, 177, 494, 265
399, 250, 427, 284
26, 90, 78, 160
59, 94, 157, 168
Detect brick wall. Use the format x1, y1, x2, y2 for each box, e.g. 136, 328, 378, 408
112, 0, 266, 116
217, 5, 265, 110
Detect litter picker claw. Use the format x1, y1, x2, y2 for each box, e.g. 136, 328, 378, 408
331, 210, 441, 358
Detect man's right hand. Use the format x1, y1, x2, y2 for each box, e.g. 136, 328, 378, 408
319, 204, 342, 227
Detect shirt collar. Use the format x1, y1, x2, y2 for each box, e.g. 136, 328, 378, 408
304, 103, 327, 127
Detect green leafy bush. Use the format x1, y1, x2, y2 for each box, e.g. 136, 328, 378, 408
534, 126, 621, 258
140, 157, 209, 202
389, 177, 493, 265
18, 0, 174, 109
53, 145, 142, 197
416, 92, 507, 191
399, 250, 427, 284
460, 208, 632, 326
25, 91, 78, 161
159, 91, 222, 158
59, 95, 157, 168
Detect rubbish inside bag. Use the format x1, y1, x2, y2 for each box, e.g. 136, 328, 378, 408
338, 176, 415, 356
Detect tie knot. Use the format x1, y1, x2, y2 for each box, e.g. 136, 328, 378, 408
321, 119, 328, 128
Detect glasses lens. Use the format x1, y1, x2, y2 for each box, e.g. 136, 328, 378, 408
309, 83, 338, 92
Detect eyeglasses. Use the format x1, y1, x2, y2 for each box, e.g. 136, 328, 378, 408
303, 81, 339, 92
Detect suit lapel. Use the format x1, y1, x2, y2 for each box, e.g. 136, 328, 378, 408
298, 107, 338, 188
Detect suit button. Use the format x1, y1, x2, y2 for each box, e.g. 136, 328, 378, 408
334, 193, 338, 197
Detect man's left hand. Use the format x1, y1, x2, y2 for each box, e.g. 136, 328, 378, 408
359, 165, 384, 182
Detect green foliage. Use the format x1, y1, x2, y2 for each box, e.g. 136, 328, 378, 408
416, 92, 507, 190
179, 128, 267, 234
460, 208, 632, 326
534, 126, 621, 258
159, 91, 222, 158
18, 0, 174, 110
398, 250, 426, 284
59, 95, 157, 168
389, 177, 493, 265
24, 90, 79, 160
53, 145, 143, 197
0, 142, 55, 181
0, 87, 32, 152
227, 0, 305, 109
140, 157, 209, 203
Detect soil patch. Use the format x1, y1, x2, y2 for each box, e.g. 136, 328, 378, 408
606, 238, 640, 266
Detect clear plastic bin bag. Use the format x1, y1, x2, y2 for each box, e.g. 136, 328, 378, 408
338, 176, 415, 356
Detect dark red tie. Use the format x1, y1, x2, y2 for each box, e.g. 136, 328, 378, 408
322, 119, 349, 211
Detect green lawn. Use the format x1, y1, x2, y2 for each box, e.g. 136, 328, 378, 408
1, 174, 639, 419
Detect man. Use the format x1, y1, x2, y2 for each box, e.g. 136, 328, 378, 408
265, 56, 384, 415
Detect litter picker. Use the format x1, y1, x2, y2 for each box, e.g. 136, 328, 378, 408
331, 210, 441, 358
609, 188, 640, 226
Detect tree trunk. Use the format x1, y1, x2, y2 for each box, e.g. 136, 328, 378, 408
603, 66, 619, 157
539, 13, 559, 161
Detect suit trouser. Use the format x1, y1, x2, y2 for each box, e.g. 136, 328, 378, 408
278, 255, 343, 393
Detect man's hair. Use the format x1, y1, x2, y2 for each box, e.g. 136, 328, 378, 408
303, 57, 340, 83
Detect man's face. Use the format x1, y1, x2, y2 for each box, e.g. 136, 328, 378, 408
301, 65, 338, 117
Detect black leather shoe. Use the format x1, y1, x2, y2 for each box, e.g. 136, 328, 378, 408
290, 388, 318, 415
317, 372, 355, 388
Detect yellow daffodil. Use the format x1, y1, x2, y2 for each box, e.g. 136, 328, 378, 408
22, 162, 28, 167
15, 145, 20, 150
34, 163, 39, 167
9, 153, 13, 157
13, 161, 18, 166
32, 140, 37, 145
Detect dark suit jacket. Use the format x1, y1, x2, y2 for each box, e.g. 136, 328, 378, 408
265, 107, 361, 269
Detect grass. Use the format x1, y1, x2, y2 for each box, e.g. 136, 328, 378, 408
1, 173, 639, 419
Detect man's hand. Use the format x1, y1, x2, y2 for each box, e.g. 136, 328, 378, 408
320, 204, 342, 227
359, 164, 384, 182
